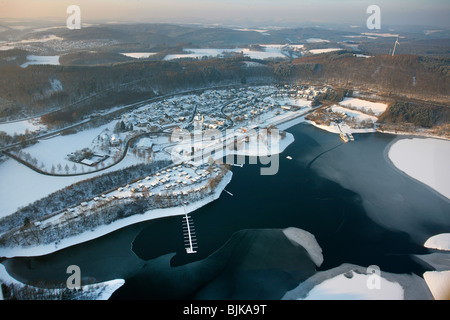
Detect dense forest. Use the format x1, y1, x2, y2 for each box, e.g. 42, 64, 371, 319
378, 100, 450, 128
288, 53, 449, 99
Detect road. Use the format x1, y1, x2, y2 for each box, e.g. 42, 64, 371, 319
1, 84, 327, 178
0, 83, 248, 153
2, 130, 170, 177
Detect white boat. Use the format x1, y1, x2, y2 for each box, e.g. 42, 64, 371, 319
286, 156, 292, 160
340, 132, 349, 143
347, 132, 355, 142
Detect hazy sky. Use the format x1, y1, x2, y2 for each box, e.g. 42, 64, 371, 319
1, 0, 449, 27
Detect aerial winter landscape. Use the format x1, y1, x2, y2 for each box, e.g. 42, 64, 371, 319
0, 0, 449, 307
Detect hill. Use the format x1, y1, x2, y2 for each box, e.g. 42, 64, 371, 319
0, 51, 447, 130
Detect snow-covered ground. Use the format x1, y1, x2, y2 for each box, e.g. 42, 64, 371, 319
0, 35, 64, 51
331, 105, 378, 123
21, 55, 60, 68
283, 260, 433, 300
388, 138, 450, 200
306, 38, 329, 43
18, 122, 116, 172
282, 227, 323, 267
306, 120, 376, 135
305, 98, 389, 136
120, 52, 158, 59
422, 234, 450, 300
339, 97, 388, 116
300, 270, 404, 300
425, 233, 450, 251
0, 170, 233, 258
0, 153, 142, 218
164, 46, 290, 60
0, 118, 46, 136
0, 263, 124, 300
308, 48, 342, 55
423, 271, 450, 300
361, 32, 402, 38
164, 48, 242, 60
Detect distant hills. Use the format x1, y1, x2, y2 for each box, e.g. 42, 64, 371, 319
1, 22, 449, 57
0, 22, 448, 128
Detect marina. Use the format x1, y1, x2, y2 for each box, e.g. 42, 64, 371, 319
182, 209, 198, 254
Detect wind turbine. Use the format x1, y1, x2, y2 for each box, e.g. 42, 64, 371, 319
392, 36, 400, 56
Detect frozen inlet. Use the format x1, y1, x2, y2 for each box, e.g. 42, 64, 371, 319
182, 209, 198, 254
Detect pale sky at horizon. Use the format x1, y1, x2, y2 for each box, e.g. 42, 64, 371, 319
1, 0, 449, 27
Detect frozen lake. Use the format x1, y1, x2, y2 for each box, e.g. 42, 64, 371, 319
2, 123, 448, 299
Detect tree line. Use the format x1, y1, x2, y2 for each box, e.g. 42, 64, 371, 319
0, 160, 171, 235
0, 52, 448, 126
378, 100, 450, 128
0, 164, 230, 249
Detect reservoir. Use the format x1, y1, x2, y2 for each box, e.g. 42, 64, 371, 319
2, 123, 450, 299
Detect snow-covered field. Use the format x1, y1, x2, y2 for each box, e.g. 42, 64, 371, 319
306, 38, 329, 43
20, 123, 113, 168
388, 138, 450, 200
0, 119, 46, 136
0, 153, 142, 219
308, 48, 342, 55
339, 97, 388, 116
331, 106, 378, 123
21, 55, 60, 68
120, 52, 157, 59
164, 46, 290, 60
308, 121, 375, 135
361, 32, 402, 38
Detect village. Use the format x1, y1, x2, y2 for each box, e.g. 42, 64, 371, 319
23, 161, 226, 238
68, 84, 326, 170
107, 84, 326, 137
0, 84, 332, 247
0, 84, 330, 247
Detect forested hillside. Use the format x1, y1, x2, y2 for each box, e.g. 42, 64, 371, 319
0, 52, 448, 127
288, 53, 449, 101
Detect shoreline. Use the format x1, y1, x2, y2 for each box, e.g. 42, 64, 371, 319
307, 117, 450, 202
0, 171, 233, 258
0, 121, 295, 258
1, 113, 448, 258
384, 136, 450, 202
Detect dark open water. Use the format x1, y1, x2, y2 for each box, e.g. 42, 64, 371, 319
2, 123, 449, 299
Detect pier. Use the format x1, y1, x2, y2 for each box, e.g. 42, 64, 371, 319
182, 208, 198, 254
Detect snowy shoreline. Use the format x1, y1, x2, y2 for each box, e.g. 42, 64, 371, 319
0, 263, 124, 300
0, 171, 233, 258
386, 137, 450, 201
0, 119, 294, 258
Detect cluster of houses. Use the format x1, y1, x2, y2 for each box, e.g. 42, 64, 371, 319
83, 162, 222, 207
274, 84, 329, 100
35, 162, 225, 230
110, 86, 287, 136
69, 84, 323, 172
99, 85, 326, 145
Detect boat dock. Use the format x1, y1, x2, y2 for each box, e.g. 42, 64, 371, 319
337, 124, 355, 143
182, 210, 198, 254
